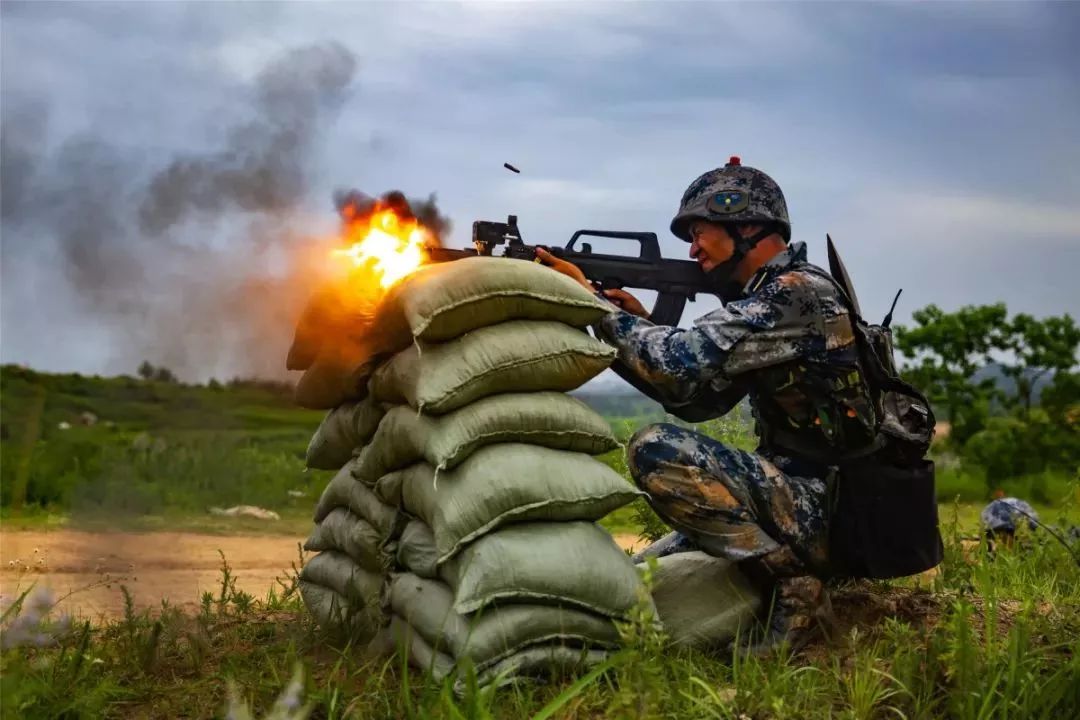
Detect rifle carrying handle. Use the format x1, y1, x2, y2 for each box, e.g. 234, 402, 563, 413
567, 230, 662, 262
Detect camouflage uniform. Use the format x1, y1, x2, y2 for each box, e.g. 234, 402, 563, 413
595, 240, 867, 578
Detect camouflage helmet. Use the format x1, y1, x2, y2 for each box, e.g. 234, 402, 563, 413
980, 497, 1039, 534
670, 156, 791, 242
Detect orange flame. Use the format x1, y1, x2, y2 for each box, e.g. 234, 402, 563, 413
332, 206, 433, 289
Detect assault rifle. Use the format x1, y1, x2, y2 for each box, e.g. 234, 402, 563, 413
425, 215, 712, 402
425, 215, 710, 326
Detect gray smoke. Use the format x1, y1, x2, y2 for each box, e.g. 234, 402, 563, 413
0, 42, 424, 382
138, 43, 357, 236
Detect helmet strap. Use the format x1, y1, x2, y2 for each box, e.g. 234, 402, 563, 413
704, 225, 777, 302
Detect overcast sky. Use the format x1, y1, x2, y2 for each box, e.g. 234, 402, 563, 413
2, 1, 1078, 383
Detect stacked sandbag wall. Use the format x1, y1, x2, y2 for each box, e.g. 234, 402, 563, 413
299, 257, 652, 688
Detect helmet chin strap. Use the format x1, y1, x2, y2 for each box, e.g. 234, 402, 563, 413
705, 225, 776, 301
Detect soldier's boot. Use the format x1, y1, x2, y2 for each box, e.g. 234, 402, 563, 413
740, 547, 835, 655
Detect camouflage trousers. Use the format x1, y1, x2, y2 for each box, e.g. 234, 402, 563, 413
628, 423, 831, 577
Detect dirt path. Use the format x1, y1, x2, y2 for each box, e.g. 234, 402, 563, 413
1, 529, 644, 620
1, 530, 308, 620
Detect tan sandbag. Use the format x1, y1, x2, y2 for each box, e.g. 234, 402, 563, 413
313, 461, 400, 538
288, 275, 398, 371
353, 393, 617, 482
368, 320, 616, 414
399, 443, 641, 563
305, 395, 387, 470
376, 256, 614, 342
440, 522, 648, 619
293, 333, 386, 410
303, 507, 388, 572
648, 551, 762, 649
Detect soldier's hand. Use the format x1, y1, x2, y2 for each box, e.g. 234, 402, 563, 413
534, 247, 592, 291
603, 289, 649, 318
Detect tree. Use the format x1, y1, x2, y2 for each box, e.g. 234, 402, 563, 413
894, 303, 1009, 446
137, 360, 155, 380
999, 313, 1080, 416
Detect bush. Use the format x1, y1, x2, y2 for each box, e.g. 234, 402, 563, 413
962, 409, 1079, 488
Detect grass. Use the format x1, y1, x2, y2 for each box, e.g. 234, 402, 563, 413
2, 505, 1078, 719
3, 365, 1078, 717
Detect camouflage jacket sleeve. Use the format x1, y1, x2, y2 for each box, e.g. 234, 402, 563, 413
593, 265, 850, 411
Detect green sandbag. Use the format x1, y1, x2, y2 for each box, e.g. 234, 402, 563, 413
396, 520, 440, 579
388, 615, 611, 692
440, 522, 648, 619
305, 396, 386, 470
389, 573, 621, 671
389, 615, 456, 680
648, 551, 762, 649
313, 461, 400, 538
354, 393, 618, 482
304, 508, 388, 573
368, 320, 616, 415
299, 581, 375, 637
376, 256, 614, 343
374, 467, 407, 506
299, 551, 385, 610
400, 444, 642, 563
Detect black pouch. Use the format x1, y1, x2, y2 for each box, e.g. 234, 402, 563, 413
828, 456, 944, 579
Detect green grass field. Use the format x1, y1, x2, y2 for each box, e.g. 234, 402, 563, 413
2, 366, 1078, 718
3, 508, 1078, 719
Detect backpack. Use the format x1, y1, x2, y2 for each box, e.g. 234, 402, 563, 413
818, 237, 944, 580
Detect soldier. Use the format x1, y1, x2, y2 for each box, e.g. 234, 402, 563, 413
537, 156, 885, 648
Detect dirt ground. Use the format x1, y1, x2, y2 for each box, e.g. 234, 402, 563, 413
0, 529, 643, 620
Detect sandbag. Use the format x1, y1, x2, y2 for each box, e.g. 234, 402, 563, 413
299, 550, 385, 605
293, 328, 393, 410
389, 573, 621, 670
647, 551, 762, 649
355, 393, 618, 482
400, 444, 642, 563
305, 396, 387, 470
313, 462, 400, 538
396, 520, 440, 579
288, 279, 385, 371
376, 256, 614, 343
299, 580, 375, 637
389, 615, 457, 680
388, 615, 610, 691
304, 508, 388, 572
368, 320, 616, 414
374, 467, 407, 506
440, 522, 647, 619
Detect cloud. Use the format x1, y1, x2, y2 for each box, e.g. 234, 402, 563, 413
868, 190, 1080, 244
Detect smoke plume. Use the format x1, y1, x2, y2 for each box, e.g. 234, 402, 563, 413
1, 42, 449, 382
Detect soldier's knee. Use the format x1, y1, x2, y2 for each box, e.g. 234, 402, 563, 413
627, 422, 685, 487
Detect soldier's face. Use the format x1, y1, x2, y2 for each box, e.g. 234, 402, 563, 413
688, 221, 736, 273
